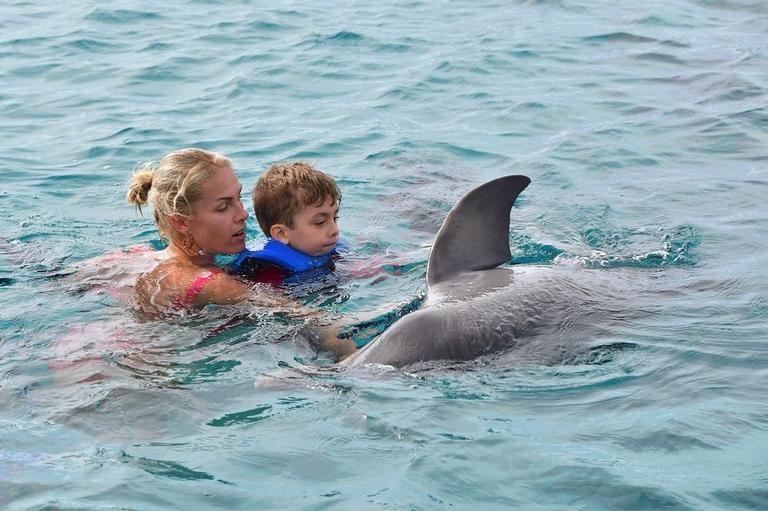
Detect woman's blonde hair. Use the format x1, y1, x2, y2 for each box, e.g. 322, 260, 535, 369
126, 148, 232, 238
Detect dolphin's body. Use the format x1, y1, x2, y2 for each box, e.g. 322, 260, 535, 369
343, 175, 632, 369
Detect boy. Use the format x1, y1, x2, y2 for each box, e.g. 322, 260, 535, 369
234, 161, 355, 359
228, 161, 343, 284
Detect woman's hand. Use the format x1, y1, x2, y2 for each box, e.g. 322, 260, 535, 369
318, 329, 357, 361
301, 322, 357, 362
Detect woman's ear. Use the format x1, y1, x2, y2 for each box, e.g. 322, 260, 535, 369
269, 223, 290, 243
169, 213, 190, 235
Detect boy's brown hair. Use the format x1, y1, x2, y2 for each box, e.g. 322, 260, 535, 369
252, 162, 341, 236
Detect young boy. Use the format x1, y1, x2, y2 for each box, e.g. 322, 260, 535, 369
228, 161, 343, 285
232, 161, 356, 359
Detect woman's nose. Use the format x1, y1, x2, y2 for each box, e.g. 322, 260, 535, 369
237, 202, 249, 222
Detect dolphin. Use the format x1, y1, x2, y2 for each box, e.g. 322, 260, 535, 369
342, 175, 635, 369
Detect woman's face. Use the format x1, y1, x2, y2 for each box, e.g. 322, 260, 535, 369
186, 164, 249, 255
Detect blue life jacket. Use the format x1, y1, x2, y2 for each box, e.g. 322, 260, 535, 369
228, 237, 347, 274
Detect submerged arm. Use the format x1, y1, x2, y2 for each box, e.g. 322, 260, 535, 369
199, 271, 356, 361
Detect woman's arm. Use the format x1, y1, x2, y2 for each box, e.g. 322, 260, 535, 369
199, 271, 356, 361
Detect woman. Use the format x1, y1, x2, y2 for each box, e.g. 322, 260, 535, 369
125, 148, 355, 359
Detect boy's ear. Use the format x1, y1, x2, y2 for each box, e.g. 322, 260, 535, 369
269, 223, 290, 243
169, 213, 190, 234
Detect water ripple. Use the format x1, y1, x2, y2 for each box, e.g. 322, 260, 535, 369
84, 8, 164, 24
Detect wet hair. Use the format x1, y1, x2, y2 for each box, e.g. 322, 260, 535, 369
125, 148, 232, 238
252, 162, 341, 236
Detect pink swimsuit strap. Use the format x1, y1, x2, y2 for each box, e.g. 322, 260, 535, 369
170, 269, 220, 309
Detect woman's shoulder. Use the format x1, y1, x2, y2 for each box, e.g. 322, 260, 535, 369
136, 260, 250, 311
134, 258, 199, 310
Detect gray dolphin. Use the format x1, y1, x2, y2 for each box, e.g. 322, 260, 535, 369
343, 175, 635, 369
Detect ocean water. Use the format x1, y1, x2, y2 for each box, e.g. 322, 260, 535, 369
1, 0, 767, 509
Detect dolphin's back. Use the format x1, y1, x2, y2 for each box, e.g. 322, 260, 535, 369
343, 174, 534, 369
427, 175, 530, 287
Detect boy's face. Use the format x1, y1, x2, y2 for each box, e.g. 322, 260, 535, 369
272, 197, 340, 256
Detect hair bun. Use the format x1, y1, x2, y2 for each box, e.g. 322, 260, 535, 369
125, 166, 154, 212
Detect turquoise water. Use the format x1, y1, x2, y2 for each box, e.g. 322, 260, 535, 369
2, 0, 767, 508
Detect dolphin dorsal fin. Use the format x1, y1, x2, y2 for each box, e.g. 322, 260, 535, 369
426, 175, 530, 287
